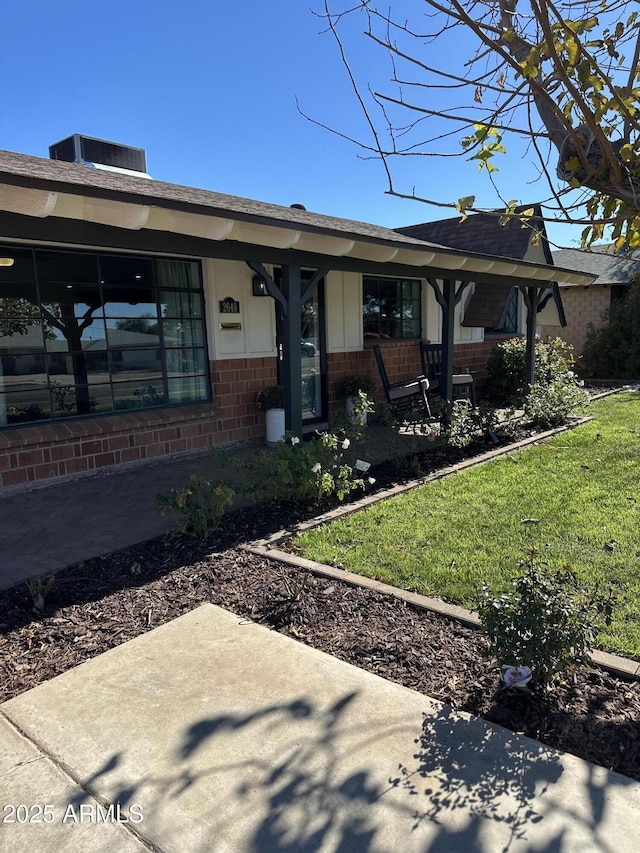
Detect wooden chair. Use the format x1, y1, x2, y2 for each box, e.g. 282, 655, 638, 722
372, 344, 432, 419
420, 343, 477, 406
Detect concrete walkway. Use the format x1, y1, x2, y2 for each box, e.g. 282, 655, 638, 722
2, 603, 638, 853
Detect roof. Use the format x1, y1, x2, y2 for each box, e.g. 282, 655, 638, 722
551, 247, 640, 286
0, 150, 595, 287
0, 149, 442, 248
396, 204, 550, 262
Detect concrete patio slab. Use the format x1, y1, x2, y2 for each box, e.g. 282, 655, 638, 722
1, 604, 638, 852
0, 717, 147, 852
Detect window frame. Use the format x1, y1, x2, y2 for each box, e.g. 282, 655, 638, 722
362, 275, 422, 341
0, 244, 210, 428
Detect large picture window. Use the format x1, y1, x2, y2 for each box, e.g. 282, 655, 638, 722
363, 276, 421, 340
0, 245, 209, 427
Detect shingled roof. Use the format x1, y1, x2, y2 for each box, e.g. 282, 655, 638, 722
396, 204, 550, 262
551, 247, 640, 285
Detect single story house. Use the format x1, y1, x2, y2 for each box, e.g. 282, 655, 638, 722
0, 136, 593, 492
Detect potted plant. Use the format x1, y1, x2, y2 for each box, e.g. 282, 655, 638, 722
337, 375, 376, 425
256, 385, 286, 446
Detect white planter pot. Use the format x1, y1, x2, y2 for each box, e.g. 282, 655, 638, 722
265, 408, 286, 446
346, 396, 367, 426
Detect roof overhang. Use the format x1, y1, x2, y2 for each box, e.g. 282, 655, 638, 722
0, 150, 596, 288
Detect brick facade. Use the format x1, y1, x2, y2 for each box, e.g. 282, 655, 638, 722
327, 337, 512, 414
539, 285, 611, 361
0, 357, 278, 494
1, 342, 507, 495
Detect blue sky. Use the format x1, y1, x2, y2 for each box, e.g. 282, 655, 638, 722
2, 1, 583, 248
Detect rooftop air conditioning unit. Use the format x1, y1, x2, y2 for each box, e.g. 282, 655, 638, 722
49, 134, 151, 178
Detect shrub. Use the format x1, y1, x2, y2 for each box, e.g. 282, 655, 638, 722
157, 476, 235, 537
255, 385, 285, 410
443, 400, 497, 448
581, 276, 640, 379
477, 550, 616, 687
485, 336, 578, 406
337, 375, 377, 398
237, 428, 371, 505
485, 336, 588, 426
524, 378, 589, 428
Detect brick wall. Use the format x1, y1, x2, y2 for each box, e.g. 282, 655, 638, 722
327, 338, 510, 415
0, 341, 511, 493
0, 357, 278, 494
539, 286, 611, 359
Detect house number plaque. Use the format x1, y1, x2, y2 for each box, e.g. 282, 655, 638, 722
219, 297, 240, 314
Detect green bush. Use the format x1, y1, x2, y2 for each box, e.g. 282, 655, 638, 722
444, 400, 497, 448
485, 336, 578, 406
157, 476, 235, 537
484, 336, 588, 426
337, 375, 377, 398
242, 430, 369, 504
581, 277, 640, 379
525, 378, 589, 428
255, 385, 285, 410
477, 550, 616, 687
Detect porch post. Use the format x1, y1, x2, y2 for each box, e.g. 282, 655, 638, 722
522, 285, 542, 390
426, 277, 471, 407
280, 264, 303, 434
440, 278, 456, 406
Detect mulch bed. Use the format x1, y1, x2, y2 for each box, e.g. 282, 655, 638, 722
1, 409, 639, 782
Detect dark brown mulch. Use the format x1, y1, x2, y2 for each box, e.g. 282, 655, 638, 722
1, 408, 639, 782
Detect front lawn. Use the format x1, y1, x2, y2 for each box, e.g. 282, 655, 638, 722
294, 392, 640, 659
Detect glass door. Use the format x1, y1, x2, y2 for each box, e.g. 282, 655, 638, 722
275, 270, 326, 424
301, 283, 325, 422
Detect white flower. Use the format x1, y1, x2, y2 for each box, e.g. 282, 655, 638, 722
311, 462, 321, 473
290, 436, 300, 445
502, 665, 532, 688
368, 477, 376, 485
342, 438, 350, 449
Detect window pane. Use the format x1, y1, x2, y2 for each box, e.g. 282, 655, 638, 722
0, 246, 36, 283
362, 276, 420, 340
103, 286, 156, 317
45, 319, 107, 352
159, 292, 204, 325
105, 318, 160, 348
110, 349, 163, 377
0, 327, 44, 352
0, 246, 208, 426
99, 256, 153, 286
168, 375, 207, 403
155, 259, 200, 289
0, 352, 46, 386
46, 353, 109, 383
113, 380, 167, 410
162, 320, 204, 347
48, 380, 101, 418
165, 348, 206, 376
1, 388, 51, 425
36, 251, 99, 284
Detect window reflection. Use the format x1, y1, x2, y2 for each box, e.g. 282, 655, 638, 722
0, 247, 209, 426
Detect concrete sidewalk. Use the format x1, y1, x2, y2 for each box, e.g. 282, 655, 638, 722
2, 603, 638, 853
0, 424, 437, 591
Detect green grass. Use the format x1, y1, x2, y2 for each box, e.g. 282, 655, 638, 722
295, 392, 640, 659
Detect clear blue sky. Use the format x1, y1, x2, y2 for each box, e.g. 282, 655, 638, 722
2, 1, 583, 248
